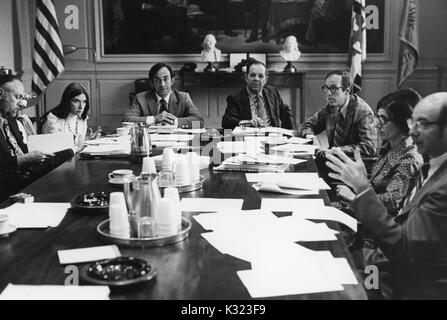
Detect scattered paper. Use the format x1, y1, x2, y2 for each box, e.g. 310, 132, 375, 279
180, 198, 243, 212
0, 284, 110, 300
261, 198, 326, 212
246, 172, 331, 190
293, 206, 359, 232
1, 203, 70, 228
252, 183, 319, 196
57, 245, 121, 265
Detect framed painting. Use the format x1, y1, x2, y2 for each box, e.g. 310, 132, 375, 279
97, 0, 386, 59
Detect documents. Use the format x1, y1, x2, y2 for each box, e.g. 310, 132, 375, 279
246, 172, 331, 190
252, 183, 319, 196
57, 245, 121, 265
270, 143, 320, 155
0, 284, 110, 300
1, 203, 70, 228
27, 133, 74, 154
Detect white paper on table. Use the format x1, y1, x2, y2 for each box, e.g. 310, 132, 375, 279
261, 198, 325, 213
216, 141, 263, 155
81, 143, 130, 155
246, 172, 331, 190
151, 141, 188, 148
0, 284, 110, 300
150, 134, 194, 142
176, 128, 207, 134
1, 203, 70, 228
252, 183, 319, 196
27, 133, 74, 154
271, 143, 320, 155
293, 206, 358, 232
180, 198, 243, 212
237, 153, 305, 165
84, 135, 130, 145
287, 137, 312, 145
57, 245, 121, 265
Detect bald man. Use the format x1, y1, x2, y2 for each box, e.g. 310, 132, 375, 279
326, 92, 447, 299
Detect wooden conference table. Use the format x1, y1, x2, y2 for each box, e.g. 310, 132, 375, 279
0, 150, 367, 300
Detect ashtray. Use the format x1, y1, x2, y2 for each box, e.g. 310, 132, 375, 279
80, 256, 157, 287
71, 192, 109, 214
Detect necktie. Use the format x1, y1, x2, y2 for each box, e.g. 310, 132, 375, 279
333, 110, 345, 148
3, 120, 24, 157
398, 163, 430, 215
159, 99, 168, 113
254, 95, 269, 125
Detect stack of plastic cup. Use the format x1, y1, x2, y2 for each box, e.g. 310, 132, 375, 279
162, 148, 175, 172
156, 198, 178, 236
142, 156, 157, 174
163, 187, 182, 232
108, 192, 130, 239
187, 152, 200, 184
174, 157, 190, 187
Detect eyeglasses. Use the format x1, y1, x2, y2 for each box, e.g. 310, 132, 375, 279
374, 114, 390, 127
321, 85, 343, 94
3, 89, 34, 101
407, 119, 443, 131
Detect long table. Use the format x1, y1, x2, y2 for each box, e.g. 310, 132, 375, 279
0, 155, 367, 300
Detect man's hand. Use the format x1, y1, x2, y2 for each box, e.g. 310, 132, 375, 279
325, 148, 370, 194
154, 111, 177, 125
251, 116, 266, 128
336, 185, 356, 203
18, 150, 55, 166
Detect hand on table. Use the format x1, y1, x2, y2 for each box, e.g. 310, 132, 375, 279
155, 111, 177, 125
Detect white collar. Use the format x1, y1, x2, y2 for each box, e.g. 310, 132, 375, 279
156, 92, 171, 104
339, 96, 350, 118
428, 151, 447, 179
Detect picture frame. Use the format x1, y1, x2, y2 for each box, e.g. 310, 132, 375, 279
229, 53, 248, 70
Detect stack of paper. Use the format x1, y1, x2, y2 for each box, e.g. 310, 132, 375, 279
82, 135, 131, 156
0, 284, 110, 300
232, 127, 294, 137
270, 143, 320, 155
213, 153, 304, 173
147, 124, 177, 134
246, 173, 331, 190
216, 141, 263, 155
0, 203, 70, 228
286, 137, 312, 145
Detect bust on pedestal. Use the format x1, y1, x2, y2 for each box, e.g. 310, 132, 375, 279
201, 34, 221, 73
279, 35, 301, 73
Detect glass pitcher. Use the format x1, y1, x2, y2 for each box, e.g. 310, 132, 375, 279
124, 173, 161, 238
130, 123, 152, 163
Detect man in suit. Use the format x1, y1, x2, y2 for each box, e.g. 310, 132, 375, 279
326, 92, 447, 299
0, 75, 55, 200
123, 63, 204, 128
221, 60, 294, 130
299, 70, 377, 157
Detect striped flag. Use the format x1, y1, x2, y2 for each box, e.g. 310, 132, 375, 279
397, 0, 419, 89
32, 0, 65, 96
348, 0, 367, 94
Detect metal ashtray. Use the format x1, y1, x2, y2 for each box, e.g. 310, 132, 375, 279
80, 256, 157, 287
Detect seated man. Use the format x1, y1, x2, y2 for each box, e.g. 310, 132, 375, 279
0, 75, 70, 201
299, 70, 377, 157
221, 60, 294, 130
326, 92, 447, 299
123, 63, 204, 128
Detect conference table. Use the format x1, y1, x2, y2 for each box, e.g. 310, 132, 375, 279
0, 144, 368, 300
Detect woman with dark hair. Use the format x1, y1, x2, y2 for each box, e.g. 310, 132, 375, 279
335, 88, 423, 216
43, 83, 95, 152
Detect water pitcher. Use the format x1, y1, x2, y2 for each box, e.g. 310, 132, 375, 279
124, 173, 161, 238
130, 123, 151, 163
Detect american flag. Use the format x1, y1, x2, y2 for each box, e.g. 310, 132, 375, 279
32, 0, 65, 96
348, 0, 367, 94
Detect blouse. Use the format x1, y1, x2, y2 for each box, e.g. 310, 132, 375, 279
43, 112, 88, 152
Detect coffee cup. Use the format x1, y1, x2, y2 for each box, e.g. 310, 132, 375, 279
116, 127, 130, 136
0, 214, 9, 234
109, 169, 133, 183
121, 122, 134, 129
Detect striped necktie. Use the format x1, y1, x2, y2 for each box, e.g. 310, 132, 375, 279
398, 163, 430, 215
159, 99, 168, 113
3, 120, 24, 157
254, 95, 270, 126
333, 110, 345, 147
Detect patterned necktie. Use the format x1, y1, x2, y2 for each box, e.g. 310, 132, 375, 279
3, 120, 24, 157
254, 95, 269, 125
333, 110, 345, 148
159, 99, 168, 113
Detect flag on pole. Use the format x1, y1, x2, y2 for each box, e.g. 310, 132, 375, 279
397, 0, 419, 89
348, 0, 367, 94
32, 0, 65, 96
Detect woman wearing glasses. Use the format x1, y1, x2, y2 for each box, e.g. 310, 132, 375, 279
335, 88, 423, 217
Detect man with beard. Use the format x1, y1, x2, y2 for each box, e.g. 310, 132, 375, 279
222, 60, 294, 130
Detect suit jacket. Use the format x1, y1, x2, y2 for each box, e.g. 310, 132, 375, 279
299, 95, 378, 157
0, 116, 28, 173
351, 158, 447, 298
123, 89, 204, 128
370, 136, 423, 216
221, 86, 295, 130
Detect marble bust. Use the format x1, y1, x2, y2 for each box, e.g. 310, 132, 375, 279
201, 34, 221, 63
279, 35, 301, 62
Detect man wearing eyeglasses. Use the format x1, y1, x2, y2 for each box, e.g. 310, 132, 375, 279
0, 75, 57, 201
325, 92, 447, 299
299, 70, 377, 158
